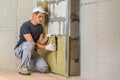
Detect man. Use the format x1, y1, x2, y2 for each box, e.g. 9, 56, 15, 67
14, 6, 56, 75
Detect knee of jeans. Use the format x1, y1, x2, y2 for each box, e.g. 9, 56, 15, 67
23, 41, 35, 50
38, 66, 49, 73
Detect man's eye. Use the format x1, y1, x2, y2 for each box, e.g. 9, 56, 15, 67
39, 16, 42, 18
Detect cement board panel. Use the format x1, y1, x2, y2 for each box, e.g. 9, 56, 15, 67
18, 0, 34, 26
99, 1, 120, 32
0, 0, 17, 28
0, 31, 18, 69
99, 33, 120, 65
80, 2, 99, 80
81, 0, 102, 4
81, 33, 97, 74
97, 64, 120, 80
80, 4, 97, 32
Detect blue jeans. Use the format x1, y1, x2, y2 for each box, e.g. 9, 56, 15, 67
14, 41, 49, 73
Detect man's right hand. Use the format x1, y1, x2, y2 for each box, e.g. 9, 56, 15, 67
46, 42, 56, 51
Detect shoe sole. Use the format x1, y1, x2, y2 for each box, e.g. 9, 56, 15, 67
19, 72, 31, 75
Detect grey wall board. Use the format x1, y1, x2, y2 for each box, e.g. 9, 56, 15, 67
0, 0, 34, 69
80, 0, 120, 80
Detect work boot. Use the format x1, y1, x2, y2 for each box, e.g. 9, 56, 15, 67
19, 65, 31, 75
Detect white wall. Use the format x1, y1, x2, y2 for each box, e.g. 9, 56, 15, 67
0, 0, 18, 69
47, 0, 67, 35
80, 0, 120, 80
0, 0, 34, 70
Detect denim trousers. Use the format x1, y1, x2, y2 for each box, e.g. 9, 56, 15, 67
14, 41, 49, 73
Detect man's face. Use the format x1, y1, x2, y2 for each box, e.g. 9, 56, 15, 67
34, 12, 44, 24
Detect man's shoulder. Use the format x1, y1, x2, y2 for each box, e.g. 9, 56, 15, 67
20, 21, 31, 30
22, 21, 30, 26
21, 21, 31, 28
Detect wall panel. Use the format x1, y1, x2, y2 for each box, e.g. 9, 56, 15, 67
0, 0, 34, 69
80, 0, 120, 80
0, 0, 18, 69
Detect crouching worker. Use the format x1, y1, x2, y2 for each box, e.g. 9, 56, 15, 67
14, 6, 56, 75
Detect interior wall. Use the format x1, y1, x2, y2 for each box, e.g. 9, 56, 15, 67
0, 0, 18, 69
0, 0, 34, 69
80, 0, 120, 80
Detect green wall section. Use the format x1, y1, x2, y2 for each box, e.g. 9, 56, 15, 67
46, 36, 66, 75
38, 36, 66, 75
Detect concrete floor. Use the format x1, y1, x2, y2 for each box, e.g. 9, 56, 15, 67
0, 69, 87, 80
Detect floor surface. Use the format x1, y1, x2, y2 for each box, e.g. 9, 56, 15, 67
0, 69, 87, 80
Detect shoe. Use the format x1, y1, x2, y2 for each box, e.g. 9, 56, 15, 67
19, 65, 31, 75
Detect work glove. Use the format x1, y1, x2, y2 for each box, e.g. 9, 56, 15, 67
46, 42, 56, 51
46, 33, 55, 38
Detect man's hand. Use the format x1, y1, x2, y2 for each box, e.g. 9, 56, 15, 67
46, 42, 56, 51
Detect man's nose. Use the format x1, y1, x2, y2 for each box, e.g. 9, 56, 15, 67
40, 17, 43, 20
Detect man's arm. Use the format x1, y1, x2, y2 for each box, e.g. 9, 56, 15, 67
38, 34, 48, 45
23, 34, 33, 41
23, 34, 46, 50
23, 34, 56, 51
